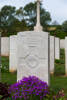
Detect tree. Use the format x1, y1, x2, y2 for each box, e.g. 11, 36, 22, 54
0, 5, 16, 36
0, 2, 51, 36
24, 2, 36, 28
7, 18, 28, 36
16, 7, 24, 20
62, 21, 67, 32
24, 2, 51, 30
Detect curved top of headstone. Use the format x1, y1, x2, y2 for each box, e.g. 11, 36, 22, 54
65, 37, 67, 39
17, 31, 49, 36
10, 35, 17, 38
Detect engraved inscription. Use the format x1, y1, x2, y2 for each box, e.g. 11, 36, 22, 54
26, 55, 39, 68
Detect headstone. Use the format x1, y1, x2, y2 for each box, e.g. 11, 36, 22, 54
17, 31, 50, 85
55, 37, 60, 59
50, 36, 55, 74
1, 37, 10, 56
60, 39, 65, 49
65, 37, 67, 75
9, 35, 17, 72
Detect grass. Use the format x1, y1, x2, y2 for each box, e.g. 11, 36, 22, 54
54, 49, 65, 76
1, 72, 17, 84
1, 56, 17, 84
1, 49, 67, 97
1, 56, 9, 72
51, 75, 67, 95
50, 49, 67, 96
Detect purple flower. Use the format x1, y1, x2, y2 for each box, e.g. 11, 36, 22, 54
8, 76, 49, 100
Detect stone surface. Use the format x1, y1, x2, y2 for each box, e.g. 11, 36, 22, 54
55, 37, 60, 59
34, 25, 43, 32
50, 36, 55, 74
1, 37, 10, 56
9, 35, 17, 72
65, 37, 67, 75
34, 0, 43, 31
60, 39, 65, 49
17, 31, 50, 85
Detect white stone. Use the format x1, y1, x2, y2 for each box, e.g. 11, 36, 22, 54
65, 37, 67, 75
9, 35, 17, 72
17, 31, 50, 85
1, 37, 10, 56
34, 25, 43, 32
60, 39, 65, 49
55, 37, 60, 59
34, 0, 43, 31
50, 36, 55, 74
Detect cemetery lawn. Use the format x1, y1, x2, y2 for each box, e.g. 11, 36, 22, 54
1, 49, 67, 96
51, 49, 67, 96
1, 56, 17, 84
1, 56, 9, 72
1, 72, 17, 84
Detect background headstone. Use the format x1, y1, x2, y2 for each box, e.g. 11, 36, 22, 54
60, 39, 65, 49
55, 37, 60, 59
9, 35, 17, 72
50, 36, 55, 74
17, 31, 50, 85
1, 37, 10, 56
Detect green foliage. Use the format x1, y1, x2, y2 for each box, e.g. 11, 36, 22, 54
49, 24, 67, 39
0, 5, 16, 36
55, 59, 60, 64
50, 29, 67, 39
0, 5, 29, 36
55, 29, 67, 39
1, 56, 9, 73
55, 59, 65, 65
0, 2, 51, 36
24, 2, 51, 30
7, 19, 28, 34
62, 21, 67, 32
24, 2, 37, 27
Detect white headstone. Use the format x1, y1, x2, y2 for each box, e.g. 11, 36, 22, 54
50, 36, 55, 74
9, 35, 17, 72
65, 37, 67, 75
1, 37, 10, 56
60, 39, 65, 49
55, 37, 60, 59
17, 31, 50, 85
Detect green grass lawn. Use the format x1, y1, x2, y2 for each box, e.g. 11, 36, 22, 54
54, 49, 65, 76
50, 49, 67, 96
1, 72, 17, 84
51, 75, 67, 95
1, 56, 9, 72
1, 49, 67, 96
1, 56, 17, 84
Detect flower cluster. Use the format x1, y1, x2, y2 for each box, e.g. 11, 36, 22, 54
8, 76, 49, 100
53, 89, 65, 100
56, 89, 65, 99
0, 82, 10, 99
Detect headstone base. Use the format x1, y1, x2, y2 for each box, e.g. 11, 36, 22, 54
50, 72, 54, 75
9, 69, 16, 73
34, 25, 43, 31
